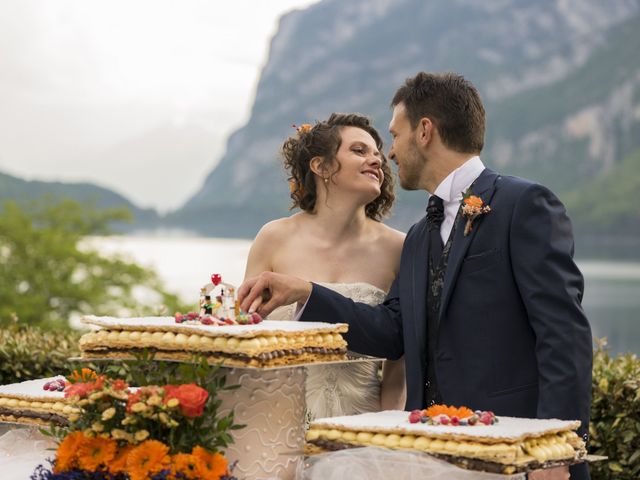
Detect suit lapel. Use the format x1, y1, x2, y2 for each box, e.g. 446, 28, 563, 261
412, 216, 430, 361
439, 169, 500, 318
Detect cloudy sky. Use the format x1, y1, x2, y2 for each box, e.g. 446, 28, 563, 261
0, 0, 319, 212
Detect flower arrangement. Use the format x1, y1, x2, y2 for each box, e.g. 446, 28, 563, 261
32, 364, 239, 480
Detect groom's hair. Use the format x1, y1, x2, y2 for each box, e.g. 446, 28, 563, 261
392, 72, 485, 154
282, 113, 395, 220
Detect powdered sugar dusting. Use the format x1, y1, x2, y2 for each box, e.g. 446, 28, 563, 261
312, 410, 581, 442
0, 377, 67, 400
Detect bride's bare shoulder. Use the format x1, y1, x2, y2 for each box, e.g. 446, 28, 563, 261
371, 222, 406, 248
254, 214, 303, 245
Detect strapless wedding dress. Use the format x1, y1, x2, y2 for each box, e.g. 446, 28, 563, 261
270, 282, 387, 420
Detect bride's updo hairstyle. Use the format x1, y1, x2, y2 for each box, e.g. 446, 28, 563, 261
282, 113, 395, 221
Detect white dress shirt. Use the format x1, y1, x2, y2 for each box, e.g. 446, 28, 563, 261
432, 156, 486, 245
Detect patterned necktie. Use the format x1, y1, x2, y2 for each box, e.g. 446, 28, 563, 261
426, 195, 444, 262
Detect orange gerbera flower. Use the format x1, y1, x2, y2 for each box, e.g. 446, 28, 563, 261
77, 436, 117, 471
126, 440, 170, 480
192, 446, 228, 479
108, 445, 135, 474
171, 453, 205, 479
54, 431, 86, 472
424, 404, 474, 419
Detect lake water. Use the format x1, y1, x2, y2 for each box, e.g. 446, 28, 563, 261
84, 236, 640, 356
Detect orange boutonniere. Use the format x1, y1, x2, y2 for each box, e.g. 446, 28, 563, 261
461, 191, 491, 236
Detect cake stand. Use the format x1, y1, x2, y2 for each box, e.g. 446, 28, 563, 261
219, 354, 382, 480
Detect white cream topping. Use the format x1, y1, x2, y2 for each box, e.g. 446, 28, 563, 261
0, 377, 68, 401
311, 410, 581, 442
81, 316, 347, 337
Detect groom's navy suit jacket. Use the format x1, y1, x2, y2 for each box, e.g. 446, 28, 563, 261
301, 168, 592, 478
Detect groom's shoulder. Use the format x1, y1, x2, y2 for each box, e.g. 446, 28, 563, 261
494, 172, 557, 200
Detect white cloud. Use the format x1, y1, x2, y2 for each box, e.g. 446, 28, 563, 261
0, 0, 319, 211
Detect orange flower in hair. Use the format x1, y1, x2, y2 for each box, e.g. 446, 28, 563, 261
292, 123, 312, 134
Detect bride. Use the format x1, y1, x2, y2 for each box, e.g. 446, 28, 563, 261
244, 113, 406, 419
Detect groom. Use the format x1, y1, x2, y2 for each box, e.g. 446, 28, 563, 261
239, 72, 592, 480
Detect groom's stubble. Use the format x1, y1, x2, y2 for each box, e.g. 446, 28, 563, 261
397, 135, 428, 192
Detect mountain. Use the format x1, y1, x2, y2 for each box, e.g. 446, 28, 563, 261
169, 0, 640, 255
0, 170, 159, 230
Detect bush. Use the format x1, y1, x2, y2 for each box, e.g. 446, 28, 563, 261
589, 339, 640, 480
0, 321, 80, 385
0, 199, 189, 329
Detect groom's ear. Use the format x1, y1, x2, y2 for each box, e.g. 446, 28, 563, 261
416, 117, 434, 147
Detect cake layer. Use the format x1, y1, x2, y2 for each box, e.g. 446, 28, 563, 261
306, 411, 586, 474
81, 348, 347, 368
79, 317, 350, 367
0, 377, 79, 427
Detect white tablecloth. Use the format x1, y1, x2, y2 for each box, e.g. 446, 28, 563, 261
0, 427, 56, 480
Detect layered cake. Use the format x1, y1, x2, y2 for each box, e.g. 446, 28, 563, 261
305, 408, 587, 474
79, 317, 348, 367
0, 377, 80, 426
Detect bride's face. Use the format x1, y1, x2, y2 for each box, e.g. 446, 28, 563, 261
327, 126, 384, 203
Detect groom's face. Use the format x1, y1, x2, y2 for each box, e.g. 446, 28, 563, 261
389, 103, 425, 191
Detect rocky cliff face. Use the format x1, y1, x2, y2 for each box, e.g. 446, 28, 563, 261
172, 0, 640, 239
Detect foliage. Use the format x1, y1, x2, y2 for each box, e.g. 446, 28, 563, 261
0, 199, 188, 329
589, 339, 640, 480
562, 148, 640, 235
0, 321, 80, 384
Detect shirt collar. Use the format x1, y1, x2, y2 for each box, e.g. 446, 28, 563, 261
433, 156, 485, 203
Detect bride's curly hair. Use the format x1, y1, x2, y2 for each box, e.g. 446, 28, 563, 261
282, 113, 395, 221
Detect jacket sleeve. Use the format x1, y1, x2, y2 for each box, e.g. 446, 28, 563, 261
300, 277, 405, 360
510, 183, 592, 438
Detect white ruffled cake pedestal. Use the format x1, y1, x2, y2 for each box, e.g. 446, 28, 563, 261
301, 447, 526, 480
220, 366, 307, 480
0, 427, 57, 480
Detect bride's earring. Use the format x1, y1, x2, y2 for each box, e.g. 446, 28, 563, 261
324, 177, 329, 184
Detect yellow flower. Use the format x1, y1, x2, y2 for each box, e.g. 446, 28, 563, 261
121, 415, 137, 426
146, 394, 162, 406
77, 436, 117, 471
134, 430, 150, 442
131, 402, 147, 413
111, 429, 134, 442
166, 398, 180, 408
158, 412, 172, 426
91, 421, 104, 433
126, 440, 170, 480
101, 407, 116, 421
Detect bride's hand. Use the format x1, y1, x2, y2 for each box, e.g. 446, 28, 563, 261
238, 272, 312, 318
